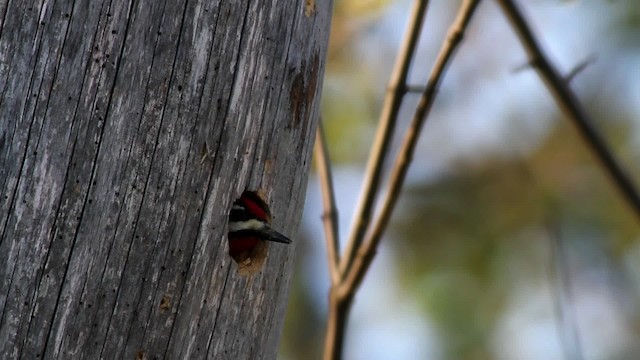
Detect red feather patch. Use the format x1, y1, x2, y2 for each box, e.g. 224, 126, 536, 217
240, 192, 269, 222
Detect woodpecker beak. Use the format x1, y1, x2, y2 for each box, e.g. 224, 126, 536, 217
262, 226, 292, 244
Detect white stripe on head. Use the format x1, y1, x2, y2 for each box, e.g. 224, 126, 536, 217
229, 219, 266, 232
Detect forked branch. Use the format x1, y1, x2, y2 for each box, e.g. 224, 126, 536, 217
342, 0, 482, 304
321, 1, 482, 359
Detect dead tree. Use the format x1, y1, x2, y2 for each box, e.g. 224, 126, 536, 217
0, 0, 331, 358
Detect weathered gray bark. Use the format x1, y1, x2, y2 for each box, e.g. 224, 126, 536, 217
0, 0, 331, 358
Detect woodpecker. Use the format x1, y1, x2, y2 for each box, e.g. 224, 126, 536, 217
228, 191, 291, 262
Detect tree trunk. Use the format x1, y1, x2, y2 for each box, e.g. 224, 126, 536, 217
0, 0, 331, 358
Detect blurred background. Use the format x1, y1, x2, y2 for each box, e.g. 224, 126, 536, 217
279, 0, 640, 359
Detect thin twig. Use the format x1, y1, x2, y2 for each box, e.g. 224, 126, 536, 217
511, 54, 596, 81
564, 55, 596, 83
496, 0, 640, 220
342, 0, 482, 296
314, 122, 341, 285
338, 0, 431, 278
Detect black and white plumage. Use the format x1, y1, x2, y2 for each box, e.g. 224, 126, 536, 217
228, 191, 291, 261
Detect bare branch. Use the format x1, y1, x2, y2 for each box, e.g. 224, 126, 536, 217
338, 0, 432, 278
314, 122, 341, 285
496, 0, 640, 220
343, 0, 482, 295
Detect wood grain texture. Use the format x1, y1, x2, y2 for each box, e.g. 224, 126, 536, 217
0, 0, 332, 358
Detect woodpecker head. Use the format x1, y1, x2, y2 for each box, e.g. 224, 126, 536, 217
228, 191, 291, 263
